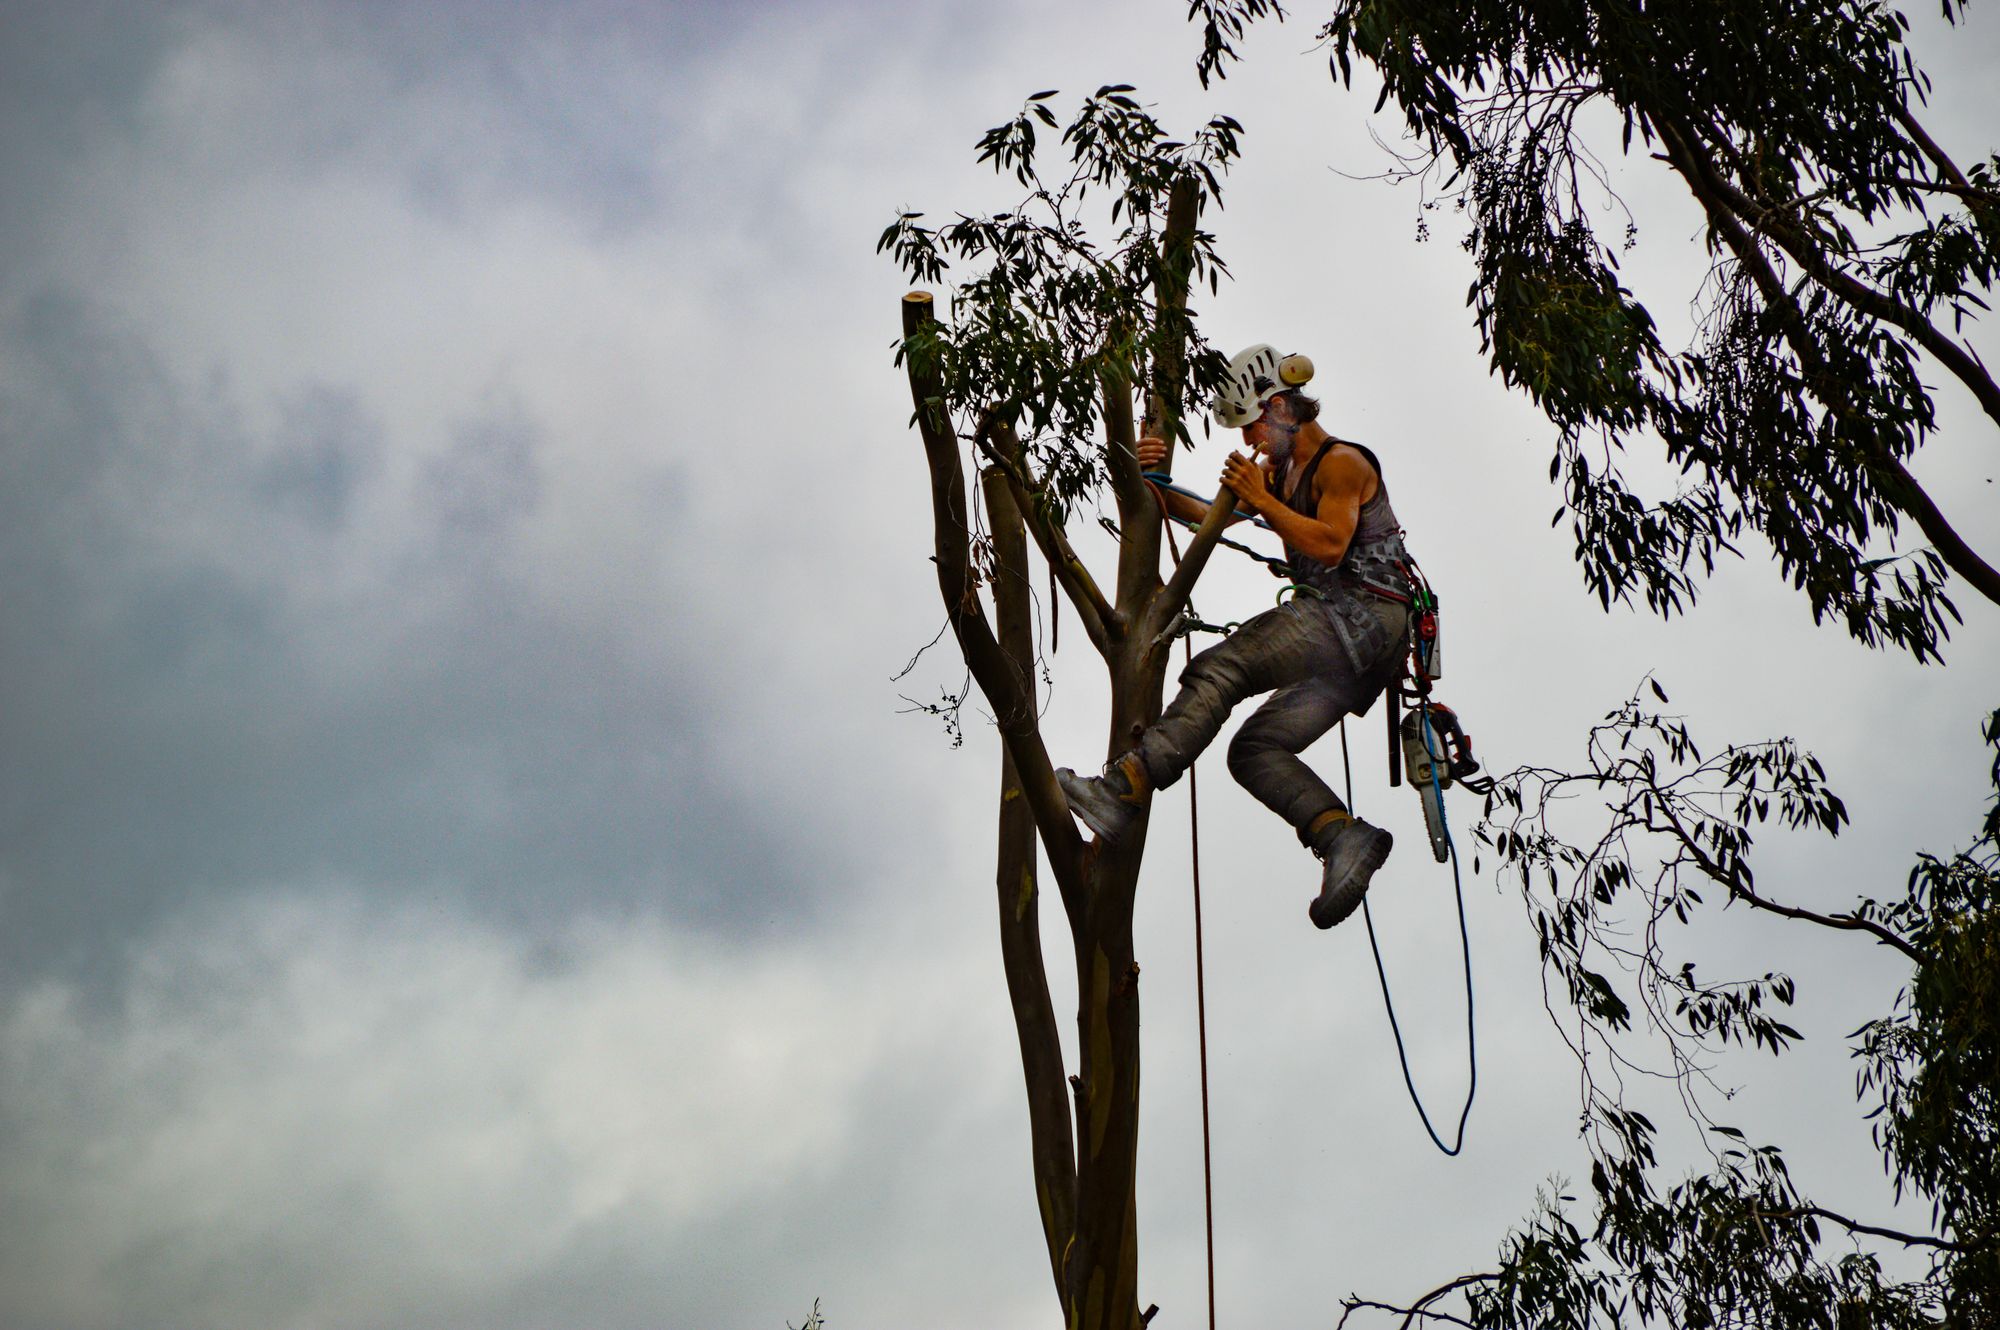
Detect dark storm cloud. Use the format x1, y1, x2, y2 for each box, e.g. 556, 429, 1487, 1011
0, 290, 818, 992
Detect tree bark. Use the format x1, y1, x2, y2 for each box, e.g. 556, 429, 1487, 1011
1144, 177, 1200, 467
985, 470, 1080, 1299
900, 195, 1212, 1323
987, 419, 1119, 656
904, 292, 1087, 906
1147, 489, 1241, 648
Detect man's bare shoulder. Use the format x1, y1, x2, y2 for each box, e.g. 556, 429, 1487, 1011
1316, 442, 1380, 498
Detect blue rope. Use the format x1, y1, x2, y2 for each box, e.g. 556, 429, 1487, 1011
1343, 712, 1479, 1157
1139, 472, 1294, 576
1140, 473, 1276, 532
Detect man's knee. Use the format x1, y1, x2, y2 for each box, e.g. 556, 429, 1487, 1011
1226, 722, 1280, 785
1178, 640, 1253, 698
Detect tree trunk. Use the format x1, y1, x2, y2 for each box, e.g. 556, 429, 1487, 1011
897, 183, 1214, 1328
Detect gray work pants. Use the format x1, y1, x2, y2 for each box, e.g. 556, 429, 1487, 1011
1135, 591, 1408, 845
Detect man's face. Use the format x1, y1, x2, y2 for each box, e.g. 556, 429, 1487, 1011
1243, 394, 1299, 460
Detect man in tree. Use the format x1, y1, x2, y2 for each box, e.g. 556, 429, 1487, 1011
1057, 345, 1416, 927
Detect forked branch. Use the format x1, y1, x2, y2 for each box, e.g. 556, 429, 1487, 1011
985, 419, 1118, 656
1673, 130, 2000, 430
905, 292, 1086, 893
1145, 488, 1241, 648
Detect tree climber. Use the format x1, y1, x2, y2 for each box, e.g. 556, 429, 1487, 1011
1057, 345, 1415, 928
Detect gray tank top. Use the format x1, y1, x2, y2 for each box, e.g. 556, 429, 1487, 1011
1280, 440, 1412, 602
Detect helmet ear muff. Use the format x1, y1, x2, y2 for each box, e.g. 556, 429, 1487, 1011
1278, 353, 1314, 387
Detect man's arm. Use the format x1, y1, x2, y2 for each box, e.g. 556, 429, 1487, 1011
1220, 446, 1370, 566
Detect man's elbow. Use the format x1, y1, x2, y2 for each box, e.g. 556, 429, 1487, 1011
1306, 536, 1349, 566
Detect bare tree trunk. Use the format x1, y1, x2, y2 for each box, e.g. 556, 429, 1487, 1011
896, 186, 1221, 1330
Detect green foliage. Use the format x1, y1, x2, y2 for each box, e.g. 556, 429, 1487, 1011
881, 88, 1243, 519
1854, 709, 2000, 1324
1157, 7, 1998, 1322
1188, 0, 1288, 89
1221, 0, 1999, 658
1436, 700, 2000, 1330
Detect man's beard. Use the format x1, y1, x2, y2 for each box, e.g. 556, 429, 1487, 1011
1261, 423, 1299, 469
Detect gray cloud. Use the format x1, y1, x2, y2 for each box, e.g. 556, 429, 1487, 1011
0, 0, 1994, 1328
0, 893, 909, 1330
0, 290, 830, 993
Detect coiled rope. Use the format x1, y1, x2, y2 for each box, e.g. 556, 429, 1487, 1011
1145, 474, 1478, 1330
1342, 716, 1479, 1156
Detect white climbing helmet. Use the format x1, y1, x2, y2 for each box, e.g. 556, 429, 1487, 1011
1212, 343, 1317, 429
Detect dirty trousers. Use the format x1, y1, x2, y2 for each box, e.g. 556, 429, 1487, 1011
1135, 592, 1407, 843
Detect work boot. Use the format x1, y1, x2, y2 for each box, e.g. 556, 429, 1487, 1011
1056, 753, 1149, 844
1309, 819, 1393, 929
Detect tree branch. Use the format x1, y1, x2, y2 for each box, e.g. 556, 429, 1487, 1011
1727, 879, 1928, 963
1337, 1301, 1476, 1330
1658, 123, 2000, 610
1118, 177, 1203, 626
1337, 1273, 1497, 1330
1642, 786, 1927, 965
1103, 366, 1162, 616
985, 468, 1081, 1295
1891, 100, 1976, 196
1876, 452, 2000, 609
981, 419, 1118, 655
1672, 128, 2000, 432
1144, 178, 1199, 465
904, 292, 1086, 892
1765, 1204, 1967, 1253
1144, 487, 1240, 649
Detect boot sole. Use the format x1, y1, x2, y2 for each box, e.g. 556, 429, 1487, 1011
1056, 768, 1137, 844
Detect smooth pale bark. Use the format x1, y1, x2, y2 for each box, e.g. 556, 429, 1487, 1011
1144, 178, 1200, 469
988, 418, 1118, 657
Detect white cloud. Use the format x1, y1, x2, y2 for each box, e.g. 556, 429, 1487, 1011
0, 891, 905, 1329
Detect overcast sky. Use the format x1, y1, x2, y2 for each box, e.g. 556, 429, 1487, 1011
2, 3, 1995, 1328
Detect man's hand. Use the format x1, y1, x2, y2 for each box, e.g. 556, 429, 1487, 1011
1220, 451, 1270, 513
1136, 436, 1169, 471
